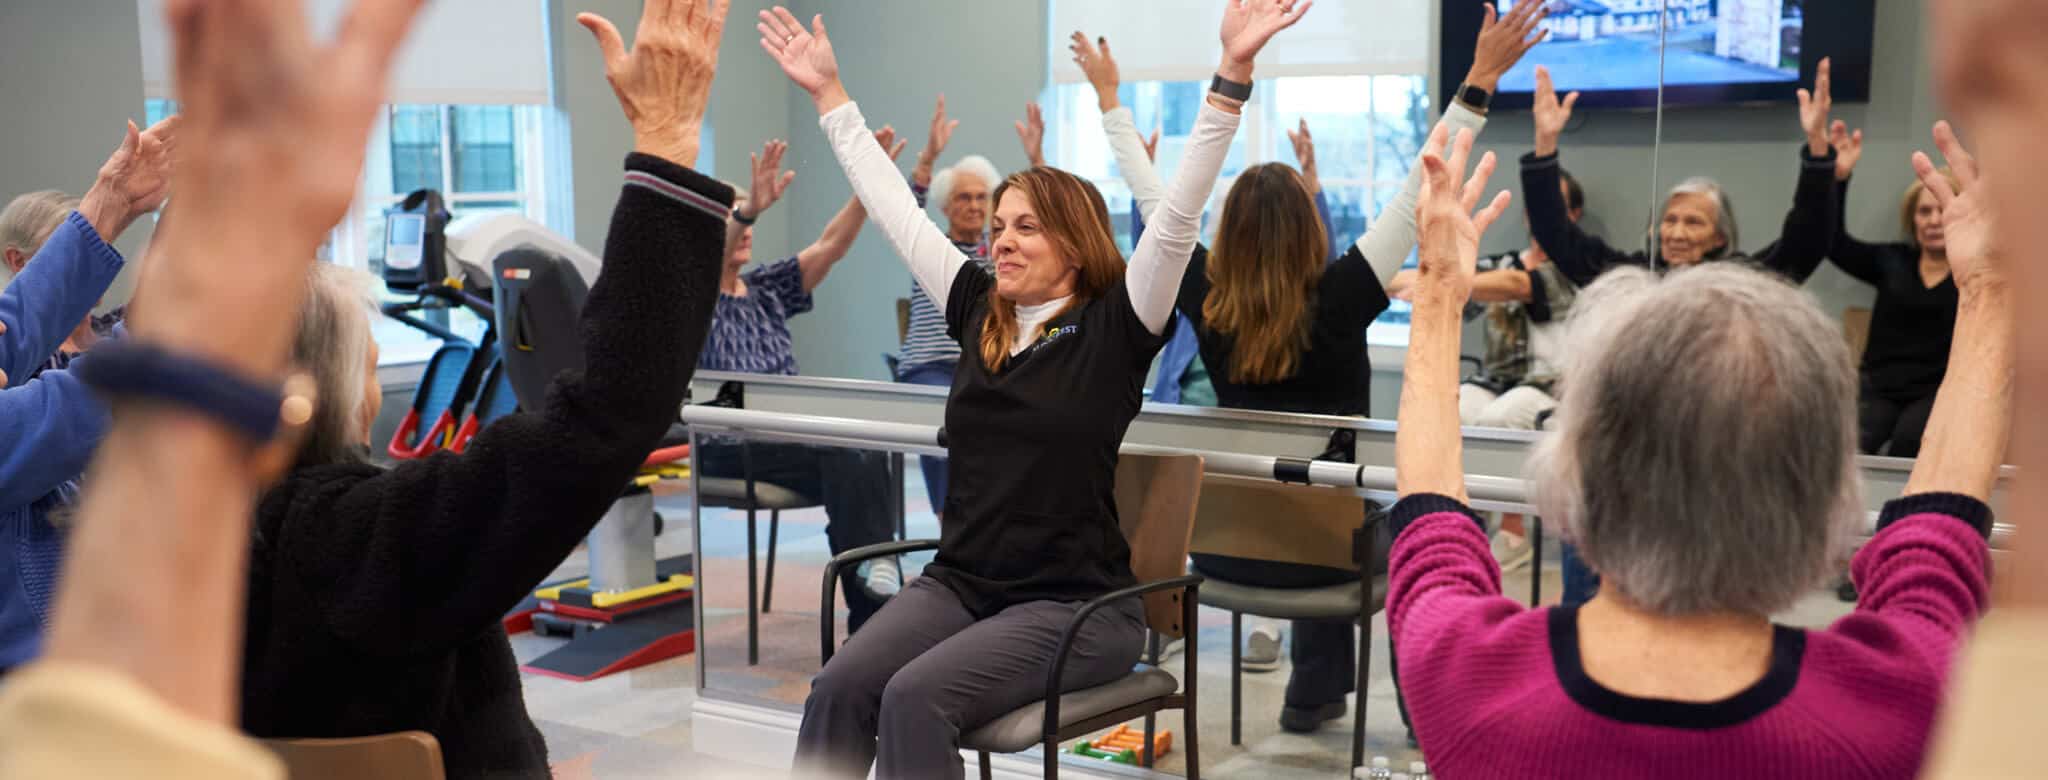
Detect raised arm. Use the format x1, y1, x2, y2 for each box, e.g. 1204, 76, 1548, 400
762, 8, 974, 312
0, 368, 108, 509
1751, 58, 1843, 283
1821, 121, 1890, 284
910, 95, 958, 195
1398, 124, 1512, 500
1077, 33, 1170, 221
1524, 67, 1633, 286
1353, 0, 1541, 284
799, 127, 909, 291
1127, 0, 1316, 335
1904, 124, 2010, 501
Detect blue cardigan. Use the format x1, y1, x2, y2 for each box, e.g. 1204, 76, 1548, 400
0, 211, 123, 669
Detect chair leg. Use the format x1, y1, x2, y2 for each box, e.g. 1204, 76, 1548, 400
763, 510, 780, 614
1143, 712, 1157, 767
1230, 610, 1242, 746
1044, 738, 1060, 779
1531, 516, 1545, 606
745, 505, 759, 666
977, 750, 992, 780
1353, 616, 1370, 770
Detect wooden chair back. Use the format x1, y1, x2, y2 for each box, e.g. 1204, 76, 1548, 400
1113, 452, 1206, 639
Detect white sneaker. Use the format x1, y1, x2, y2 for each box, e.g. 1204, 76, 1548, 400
1241, 624, 1282, 672
1492, 531, 1533, 572
862, 557, 902, 599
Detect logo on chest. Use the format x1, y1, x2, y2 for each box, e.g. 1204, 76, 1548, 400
1037, 324, 1079, 349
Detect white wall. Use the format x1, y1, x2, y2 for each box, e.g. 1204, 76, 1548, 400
0, 0, 152, 304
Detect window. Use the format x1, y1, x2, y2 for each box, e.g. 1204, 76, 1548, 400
1051, 74, 1432, 345
341, 104, 554, 364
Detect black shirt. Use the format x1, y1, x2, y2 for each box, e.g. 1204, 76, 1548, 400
1831, 178, 1957, 402
932, 267, 1168, 617
1177, 244, 1390, 416
1521, 146, 1839, 287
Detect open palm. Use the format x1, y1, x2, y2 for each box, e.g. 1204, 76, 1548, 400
1416, 123, 1513, 297
758, 7, 838, 95
1221, 0, 1313, 65
1915, 122, 1996, 289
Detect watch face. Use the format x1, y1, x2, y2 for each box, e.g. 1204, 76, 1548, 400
1463, 85, 1491, 105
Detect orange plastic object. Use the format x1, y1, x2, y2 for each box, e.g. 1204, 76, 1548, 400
1090, 725, 1171, 764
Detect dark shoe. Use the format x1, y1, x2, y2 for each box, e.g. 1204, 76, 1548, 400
1278, 701, 1346, 733
1837, 580, 1858, 603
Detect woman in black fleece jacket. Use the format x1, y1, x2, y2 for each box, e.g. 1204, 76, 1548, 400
236, 2, 738, 777
1520, 63, 1839, 286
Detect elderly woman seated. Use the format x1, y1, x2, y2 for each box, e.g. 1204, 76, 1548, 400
1387, 123, 2007, 778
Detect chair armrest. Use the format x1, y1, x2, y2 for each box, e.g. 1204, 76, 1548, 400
1042, 574, 1205, 741
821, 539, 942, 663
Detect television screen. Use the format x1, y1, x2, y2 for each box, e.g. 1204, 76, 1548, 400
1439, 0, 1874, 111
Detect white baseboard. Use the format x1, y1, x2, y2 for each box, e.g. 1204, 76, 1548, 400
690, 697, 1163, 779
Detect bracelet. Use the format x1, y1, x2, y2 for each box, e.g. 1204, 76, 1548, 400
732, 207, 758, 226
1210, 73, 1253, 102
74, 341, 295, 442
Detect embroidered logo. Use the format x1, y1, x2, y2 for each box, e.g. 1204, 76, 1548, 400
1037, 324, 1078, 347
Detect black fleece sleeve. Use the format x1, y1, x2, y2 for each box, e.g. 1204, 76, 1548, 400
1522, 152, 1641, 287
1750, 146, 1840, 284
276, 154, 733, 655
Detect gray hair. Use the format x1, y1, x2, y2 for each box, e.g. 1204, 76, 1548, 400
1662, 177, 1740, 259
1, 190, 81, 275
1527, 263, 1863, 617
929, 155, 1001, 214
292, 262, 380, 467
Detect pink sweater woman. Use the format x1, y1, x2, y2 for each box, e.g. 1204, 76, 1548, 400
1390, 122, 2008, 778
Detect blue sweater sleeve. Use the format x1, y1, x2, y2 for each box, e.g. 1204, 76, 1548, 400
0, 365, 109, 509
0, 213, 125, 388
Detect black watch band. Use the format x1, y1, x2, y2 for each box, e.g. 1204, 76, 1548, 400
732, 206, 758, 226
1457, 82, 1493, 112
1210, 73, 1253, 102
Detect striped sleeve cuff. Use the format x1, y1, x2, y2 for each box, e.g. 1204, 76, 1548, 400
623, 152, 734, 221
1801, 144, 1838, 168
1390, 493, 1488, 539
1877, 492, 1994, 539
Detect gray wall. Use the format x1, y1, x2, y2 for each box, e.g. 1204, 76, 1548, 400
0, 0, 153, 305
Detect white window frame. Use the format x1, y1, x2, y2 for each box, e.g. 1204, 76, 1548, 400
328, 104, 553, 272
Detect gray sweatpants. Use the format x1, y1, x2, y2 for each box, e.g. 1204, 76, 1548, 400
792, 575, 1147, 779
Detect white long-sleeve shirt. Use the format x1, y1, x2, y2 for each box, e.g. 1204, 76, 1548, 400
822, 100, 1241, 354
1101, 100, 1488, 286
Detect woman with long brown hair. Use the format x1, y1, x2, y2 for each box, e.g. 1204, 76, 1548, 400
760, 2, 1307, 776
1076, 0, 1543, 738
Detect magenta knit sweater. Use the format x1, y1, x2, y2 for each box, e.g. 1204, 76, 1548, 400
1386, 492, 1993, 779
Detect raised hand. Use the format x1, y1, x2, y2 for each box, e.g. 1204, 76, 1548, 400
1287, 119, 1320, 193
1219, 0, 1314, 80
1071, 32, 1122, 111
1532, 66, 1578, 157
579, 0, 732, 167
77, 116, 181, 242
745, 140, 796, 217
1914, 122, 1997, 292
911, 96, 959, 188
1143, 126, 1163, 162
1415, 124, 1513, 302
875, 126, 910, 163
145, 0, 427, 373
1830, 120, 1865, 182
1466, 0, 1550, 92
1796, 57, 1834, 157
1016, 101, 1047, 168
759, 7, 848, 112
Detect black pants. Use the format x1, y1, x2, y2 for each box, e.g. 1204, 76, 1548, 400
1858, 377, 1936, 457
697, 442, 895, 632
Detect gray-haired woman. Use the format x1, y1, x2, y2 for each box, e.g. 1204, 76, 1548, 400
1385, 122, 2010, 778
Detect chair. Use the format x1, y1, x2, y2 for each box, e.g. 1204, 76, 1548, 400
821, 452, 1207, 779
1186, 478, 1386, 771
262, 731, 445, 780
693, 457, 822, 666
1842, 306, 1873, 359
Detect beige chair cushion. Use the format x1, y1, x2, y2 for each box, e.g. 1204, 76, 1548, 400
959, 668, 1181, 753
694, 478, 818, 510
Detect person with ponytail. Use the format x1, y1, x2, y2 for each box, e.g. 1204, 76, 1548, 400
759, 2, 1308, 776
1077, 0, 1543, 739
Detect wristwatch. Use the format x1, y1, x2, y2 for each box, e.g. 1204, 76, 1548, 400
1456, 82, 1493, 113
1210, 73, 1254, 103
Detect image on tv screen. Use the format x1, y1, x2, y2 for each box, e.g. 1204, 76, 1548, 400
1495, 0, 1804, 95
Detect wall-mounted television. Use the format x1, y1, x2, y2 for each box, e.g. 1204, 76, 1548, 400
1439, 0, 1875, 111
